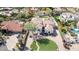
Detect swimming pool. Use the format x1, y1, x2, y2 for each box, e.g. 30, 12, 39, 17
71, 28, 79, 34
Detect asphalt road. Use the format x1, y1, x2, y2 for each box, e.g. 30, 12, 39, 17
0, 45, 8, 51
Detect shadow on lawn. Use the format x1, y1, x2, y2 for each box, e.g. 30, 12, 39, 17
37, 38, 49, 45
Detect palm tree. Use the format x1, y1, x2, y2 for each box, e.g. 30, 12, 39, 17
22, 22, 36, 50
16, 31, 29, 51
22, 30, 29, 50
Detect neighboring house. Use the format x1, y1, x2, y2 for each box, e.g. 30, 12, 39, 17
74, 12, 79, 21
20, 8, 32, 15
1, 21, 23, 33
60, 12, 74, 22
0, 7, 12, 11
31, 17, 56, 35
30, 7, 39, 12
11, 9, 19, 13
0, 8, 19, 16
0, 11, 12, 16
53, 8, 62, 12
60, 12, 79, 22
36, 11, 49, 17
0, 7, 13, 16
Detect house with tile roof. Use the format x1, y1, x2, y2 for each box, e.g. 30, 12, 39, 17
31, 17, 57, 36
60, 12, 74, 22
1, 20, 23, 33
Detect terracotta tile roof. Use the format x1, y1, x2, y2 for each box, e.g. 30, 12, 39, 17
1, 21, 23, 32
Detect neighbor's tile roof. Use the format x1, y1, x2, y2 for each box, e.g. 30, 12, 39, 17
1, 21, 23, 32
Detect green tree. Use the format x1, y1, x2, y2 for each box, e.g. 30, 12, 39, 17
24, 22, 36, 31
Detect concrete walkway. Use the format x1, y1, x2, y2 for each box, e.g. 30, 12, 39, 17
26, 32, 34, 49
48, 17, 66, 50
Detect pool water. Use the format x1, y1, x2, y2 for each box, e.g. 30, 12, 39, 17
71, 28, 79, 34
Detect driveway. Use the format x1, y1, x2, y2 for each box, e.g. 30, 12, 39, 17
6, 34, 18, 51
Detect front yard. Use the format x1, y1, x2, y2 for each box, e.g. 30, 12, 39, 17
30, 38, 58, 51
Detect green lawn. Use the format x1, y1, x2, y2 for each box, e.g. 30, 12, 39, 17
30, 38, 58, 51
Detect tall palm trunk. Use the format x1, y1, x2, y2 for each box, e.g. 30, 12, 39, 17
22, 30, 29, 50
